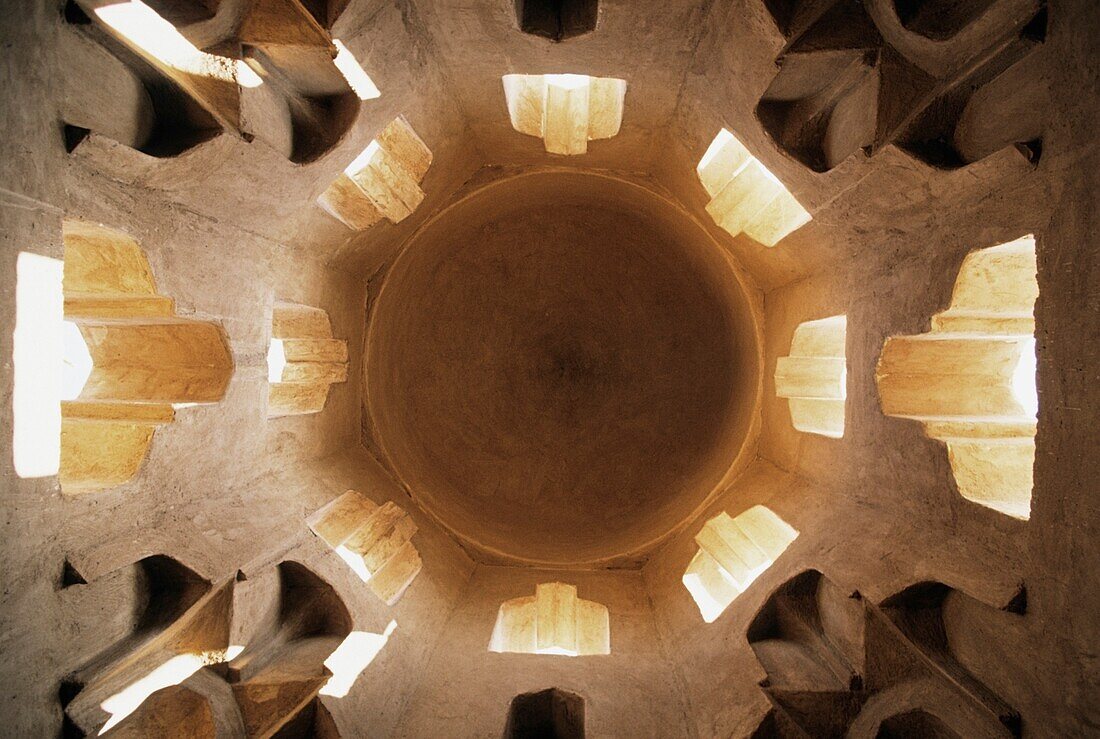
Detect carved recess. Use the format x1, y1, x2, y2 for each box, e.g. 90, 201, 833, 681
60, 557, 351, 737
747, 570, 1024, 737
756, 0, 1047, 171
60, 221, 234, 494
62, 0, 362, 163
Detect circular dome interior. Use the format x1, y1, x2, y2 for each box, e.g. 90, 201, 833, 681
366, 171, 761, 565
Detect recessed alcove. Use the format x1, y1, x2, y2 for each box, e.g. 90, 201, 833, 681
318, 116, 433, 230
876, 236, 1038, 519
267, 302, 348, 418
757, 0, 1048, 170
682, 506, 798, 623
60, 555, 234, 736
490, 583, 610, 656
514, 0, 598, 42
307, 490, 422, 605
503, 688, 585, 738
502, 74, 626, 155
775, 316, 846, 438
892, 0, 999, 40
696, 129, 811, 247
12, 221, 233, 494
62, 0, 365, 163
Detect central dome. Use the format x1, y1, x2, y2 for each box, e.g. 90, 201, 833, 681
365, 171, 760, 565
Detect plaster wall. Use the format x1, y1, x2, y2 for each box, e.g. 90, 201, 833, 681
394, 564, 694, 738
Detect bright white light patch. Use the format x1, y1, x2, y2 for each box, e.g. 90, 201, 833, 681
535, 646, 578, 657
320, 621, 396, 697
1013, 337, 1038, 417
98, 648, 240, 734
62, 321, 93, 401
344, 140, 382, 177
236, 61, 263, 88
334, 544, 372, 582
98, 654, 206, 734
13, 252, 64, 479
545, 73, 590, 90
266, 339, 287, 383
94, 0, 255, 87
682, 571, 733, 624
333, 39, 381, 100
697, 128, 735, 174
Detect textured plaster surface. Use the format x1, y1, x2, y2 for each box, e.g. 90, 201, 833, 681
0, 0, 1097, 735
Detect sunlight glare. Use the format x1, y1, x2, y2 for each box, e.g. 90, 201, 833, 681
13, 252, 63, 479
333, 39, 381, 100
320, 621, 397, 697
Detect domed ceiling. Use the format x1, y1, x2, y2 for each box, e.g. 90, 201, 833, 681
365, 171, 761, 565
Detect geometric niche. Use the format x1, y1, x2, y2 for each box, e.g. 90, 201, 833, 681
514, 0, 599, 42
267, 302, 348, 418
59, 555, 234, 736
63, 0, 365, 163
747, 570, 1022, 737
490, 582, 610, 656
502, 74, 627, 155
682, 506, 798, 623
503, 688, 585, 739
12, 221, 233, 494
65, 558, 355, 737
317, 116, 433, 231
876, 235, 1037, 519
224, 561, 352, 738
775, 315, 846, 438
757, 0, 1047, 171
696, 129, 811, 247
307, 490, 422, 605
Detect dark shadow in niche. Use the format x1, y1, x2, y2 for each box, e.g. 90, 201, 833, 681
60, 8, 223, 158
503, 688, 585, 738
61, 555, 232, 736
225, 561, 352, 738
63, 0, 91, 24
746, 569, 865, 692
877, 709, 962, 738
272, 697, 342, 738
757, 0, 1047, 172
892, 0, 998, 40
515, 0, 598, 42
296, 0, 353, 30
878, 581, 1023, 734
